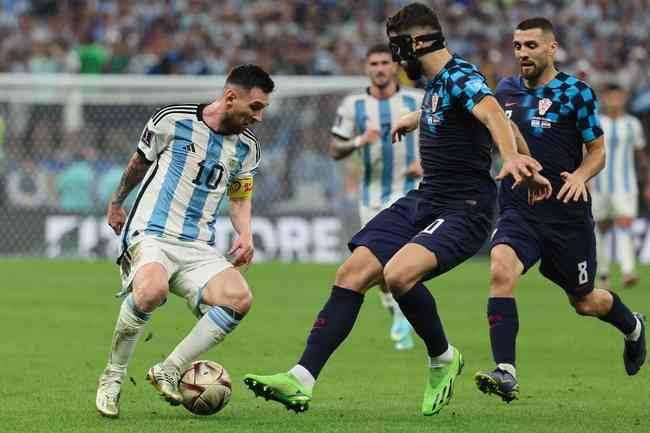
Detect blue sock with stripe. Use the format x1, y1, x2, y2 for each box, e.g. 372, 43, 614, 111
164, 305, 242, 370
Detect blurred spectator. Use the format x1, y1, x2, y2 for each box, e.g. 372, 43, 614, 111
55, 146, 95, 213
0, 0, 646, 93
5, 157, 50, 209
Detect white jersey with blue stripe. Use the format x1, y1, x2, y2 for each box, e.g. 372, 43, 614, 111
593, 114, 645, 195
121, 104, 260, 254
331, 86, 424, 211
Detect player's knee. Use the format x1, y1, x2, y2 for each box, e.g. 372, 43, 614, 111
132, 281, 168, 311
383, 267, 414, 297
334, 262, 374, 293
490, 260, 517, 296
234, 290, 253, 316
615, 217, 633, 229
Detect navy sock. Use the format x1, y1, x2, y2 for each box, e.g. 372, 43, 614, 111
395, 282, 448, 357
487, 297, 519, 366
598, 291, 637, 335
297, 286, 364, 379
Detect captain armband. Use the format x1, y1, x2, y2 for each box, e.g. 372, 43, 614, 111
228, 177, 254, 199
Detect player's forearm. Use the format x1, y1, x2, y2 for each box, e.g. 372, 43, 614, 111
111, 151, 151, 204
229, 197, 253, 240
510, 120, 531, 156
486, 111, 518, 161
575, 138, 605, 182
329, 137, 359, 160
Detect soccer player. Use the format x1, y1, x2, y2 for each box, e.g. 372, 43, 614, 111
474, 18, 646, 403
592, 83, 649, 289
244, 3, 549, 416
329, 43, 424, 351
95, 64, 274, 418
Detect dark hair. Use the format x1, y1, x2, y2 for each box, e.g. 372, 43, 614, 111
386, 3, 442, 35
226, 64, 275, 93
516, 17, 555, 35
366, 44, 391, 58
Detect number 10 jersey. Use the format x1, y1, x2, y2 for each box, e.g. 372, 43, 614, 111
121, 104, 260, 255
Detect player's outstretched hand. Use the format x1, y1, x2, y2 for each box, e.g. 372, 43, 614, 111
228, 235, 254, 268
557, 171, 588, 203
496, 154, 543, 188
527, 172, 553, 205
360, 128, 381, 147
107, 202, 127, 235
391, 110, 420, 143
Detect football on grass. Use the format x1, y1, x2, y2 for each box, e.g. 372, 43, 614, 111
179, 360, 232, 415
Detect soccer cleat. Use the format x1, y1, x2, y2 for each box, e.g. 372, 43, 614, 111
243, 372, 312, 413
474, 368, 520, 403
391, 314, 412, 342
395, 333, 414, 351
622, 273, 640, 288
96, 369, 122, 418
624, 313, 646, 376
421, 347, 464, 416
146, 363, 182, 406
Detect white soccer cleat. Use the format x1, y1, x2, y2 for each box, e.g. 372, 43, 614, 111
96, 369, 122, 418
146, 363, 182, 405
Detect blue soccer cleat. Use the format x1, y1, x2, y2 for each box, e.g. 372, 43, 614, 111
475, 368, 519, 403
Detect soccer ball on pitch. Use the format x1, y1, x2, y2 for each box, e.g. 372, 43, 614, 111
179, 360, 232, 415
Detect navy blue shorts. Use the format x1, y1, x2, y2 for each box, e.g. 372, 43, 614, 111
349, 189, 495, 281
490, 208, 596, 297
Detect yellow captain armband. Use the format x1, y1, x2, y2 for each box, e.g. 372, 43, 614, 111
228, 177, 254, 199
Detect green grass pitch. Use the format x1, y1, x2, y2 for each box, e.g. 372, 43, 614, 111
1, 259, 648, 433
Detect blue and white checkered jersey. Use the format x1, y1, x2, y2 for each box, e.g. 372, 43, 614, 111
418, 55, 495, 205
593, 114, 645, 195
496, 72, 604, 223
120, 104, 260, 254
331, 86, 424, 211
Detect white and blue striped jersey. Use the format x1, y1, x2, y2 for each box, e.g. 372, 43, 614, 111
331, 86, 424, 210
593, 114, 645, 195
120, 104, 260, 254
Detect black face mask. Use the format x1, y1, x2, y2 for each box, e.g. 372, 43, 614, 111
388, 32, 445, 80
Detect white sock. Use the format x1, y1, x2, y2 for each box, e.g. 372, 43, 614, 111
625, 317, 642, 342
497, 363, 517, 378
379, 290, 399, 315
289, 364, 315, 392
596, 228, 612, 277
164, 306, 238, 371
430, 345, 454, 367
615, 228, 635, 275
106, 294, 150, 377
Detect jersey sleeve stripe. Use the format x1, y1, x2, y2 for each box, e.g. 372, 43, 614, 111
152, 109, 198, 126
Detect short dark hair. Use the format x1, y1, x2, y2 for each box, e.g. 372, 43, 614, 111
386, 3, 442, 35
366, 44, 392, 58
226, 64, 275, 93
516, 17, 555, 35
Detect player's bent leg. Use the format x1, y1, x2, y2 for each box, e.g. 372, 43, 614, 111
475, 244, 523, 403
383, 244, 463, 415
245, 247, 384, 413
150, 268, 249, 406
97, 263, 169, 417
570, 289, 645, 375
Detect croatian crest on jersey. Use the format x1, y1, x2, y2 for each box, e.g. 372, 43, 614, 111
538, 98, 552, 116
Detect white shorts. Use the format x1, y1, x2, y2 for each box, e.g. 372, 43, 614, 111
119, 236, 233, 316
359, 205, 384, 226
591, 191, 638, 221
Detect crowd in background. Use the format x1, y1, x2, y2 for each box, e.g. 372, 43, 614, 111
0, 0, 649, 214
0, 0, 648, 90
